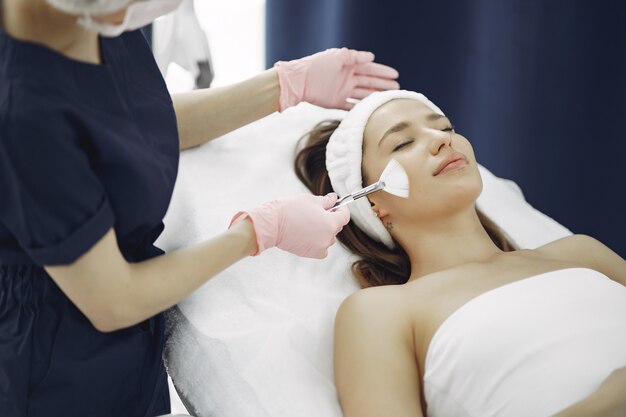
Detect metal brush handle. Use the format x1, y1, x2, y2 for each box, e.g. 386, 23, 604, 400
329, 181, 386, 211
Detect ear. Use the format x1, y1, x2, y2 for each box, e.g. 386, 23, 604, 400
371, 201, 390, 221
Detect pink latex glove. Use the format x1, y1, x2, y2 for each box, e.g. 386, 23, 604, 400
274, 47, 400, 111
229, 193, 350, 259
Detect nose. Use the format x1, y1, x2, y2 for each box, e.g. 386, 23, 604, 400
429, 130, 452, 155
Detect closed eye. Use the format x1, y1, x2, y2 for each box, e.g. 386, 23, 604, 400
443, 124, 455, 133
392, 140, 414, 152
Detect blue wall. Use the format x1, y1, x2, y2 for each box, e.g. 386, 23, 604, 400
267, 0, 626, 257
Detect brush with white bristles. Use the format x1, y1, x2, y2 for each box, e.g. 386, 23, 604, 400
330, 159, 409, 211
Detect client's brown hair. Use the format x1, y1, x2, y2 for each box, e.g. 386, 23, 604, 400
295, 120, 514, 288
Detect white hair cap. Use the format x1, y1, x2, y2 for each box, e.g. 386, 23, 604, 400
46, 0, 132, 15
326, 90, 444, 249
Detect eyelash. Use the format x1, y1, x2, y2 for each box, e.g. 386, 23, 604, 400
392, 141, 413, 152
391, 125, 455, 152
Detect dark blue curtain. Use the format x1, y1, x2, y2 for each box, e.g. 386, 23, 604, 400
267, 0, 626, 257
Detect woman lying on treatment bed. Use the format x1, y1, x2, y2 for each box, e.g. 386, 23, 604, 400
294, 90, 626, 417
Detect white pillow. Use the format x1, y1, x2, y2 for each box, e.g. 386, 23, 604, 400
155, 103, 571, 417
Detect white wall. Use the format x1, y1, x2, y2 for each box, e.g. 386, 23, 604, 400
164, 0, 266, 92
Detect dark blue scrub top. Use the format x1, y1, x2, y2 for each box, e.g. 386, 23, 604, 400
0, 26, 179, 417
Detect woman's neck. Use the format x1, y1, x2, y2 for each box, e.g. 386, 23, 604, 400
2, 0, 101, 64
399, 208, 503, 280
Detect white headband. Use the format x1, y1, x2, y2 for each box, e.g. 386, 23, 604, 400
326, 90, 444, 249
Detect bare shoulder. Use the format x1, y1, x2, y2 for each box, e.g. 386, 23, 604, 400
338, 285, 407, 313
537, 234, 626, 286
334, 286, 425, 417
336, 285, 415, 335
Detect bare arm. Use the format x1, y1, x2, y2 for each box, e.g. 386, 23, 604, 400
45, 220, 256, 332
172, 69, 280, 151
334, 289, 424, 417
539, 234, 626, 287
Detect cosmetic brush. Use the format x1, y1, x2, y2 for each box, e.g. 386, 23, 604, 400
330, 159, 409, 211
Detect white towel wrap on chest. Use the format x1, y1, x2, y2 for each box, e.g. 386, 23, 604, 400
424, 268, 626, 417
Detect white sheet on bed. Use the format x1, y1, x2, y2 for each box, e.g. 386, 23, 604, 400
155, 103, 572, 417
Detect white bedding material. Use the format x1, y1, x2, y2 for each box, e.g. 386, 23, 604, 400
155, 103, 572, 417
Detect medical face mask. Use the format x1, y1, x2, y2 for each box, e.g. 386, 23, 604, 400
77, 0, 183, 38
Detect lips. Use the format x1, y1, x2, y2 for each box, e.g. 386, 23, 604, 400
433, 152, 469, 176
